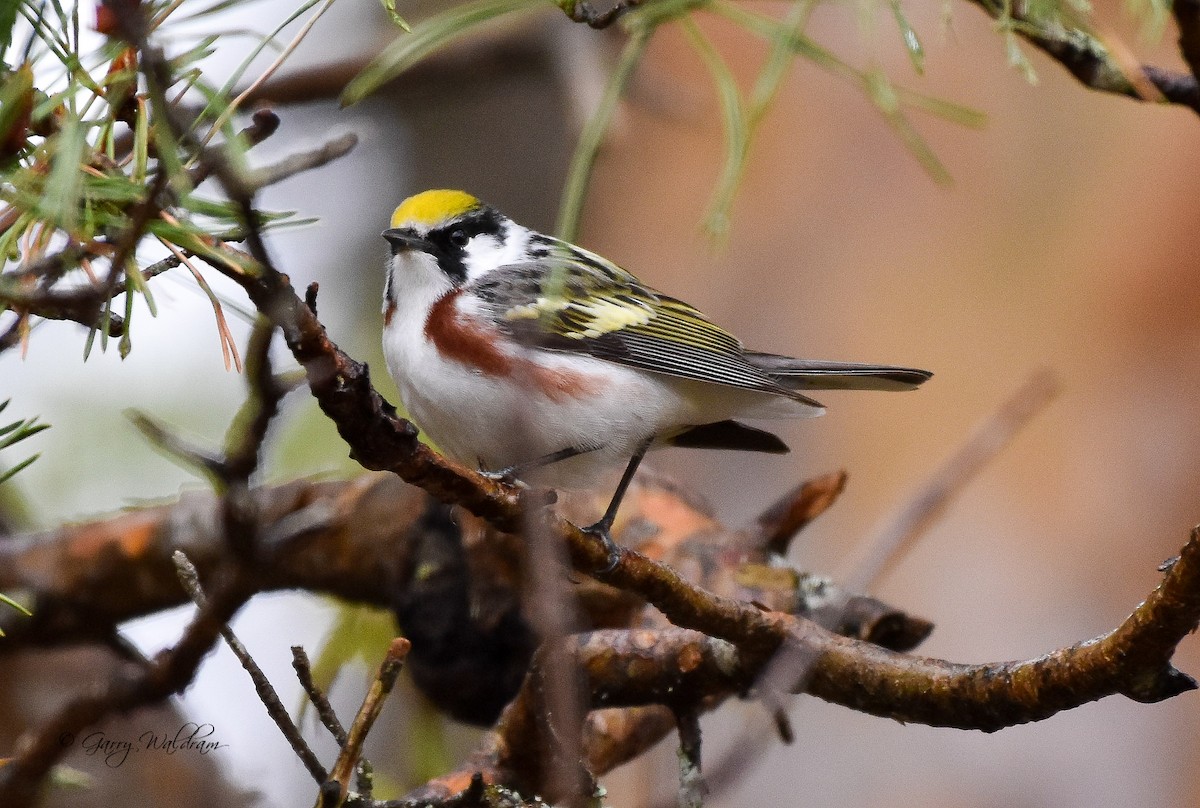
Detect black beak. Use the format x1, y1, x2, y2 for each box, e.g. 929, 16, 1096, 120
382, 228, 432, 252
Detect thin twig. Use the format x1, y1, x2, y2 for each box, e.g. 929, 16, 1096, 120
243, 131, 359, 192
674, 708, 705, 808
292, 646, 349, 747
749, 470, 847, 557
129, 411, 225, 480
223, 316, 294, 480
521, 492, 593, 804
188, 108, 282, 187
173, 551, 328, 784
324, 637, 411, 806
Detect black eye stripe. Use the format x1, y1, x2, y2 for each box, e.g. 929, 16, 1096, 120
422, 206, 505, 284
432, 208, 503, 245
435, 254, 468, 284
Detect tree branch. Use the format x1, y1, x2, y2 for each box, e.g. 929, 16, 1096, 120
0, 473, 927, 655
411, 522, 1200, 803
962, 0, 1200, 115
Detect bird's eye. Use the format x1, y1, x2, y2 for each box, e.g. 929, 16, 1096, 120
448, 228, 469, 248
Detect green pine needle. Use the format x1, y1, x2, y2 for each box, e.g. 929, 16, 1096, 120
557, 23, 653, 242
889, 0, 926, 75
681, 16, 749, 244
341, 0, 547, 107
0, 400, 48, 486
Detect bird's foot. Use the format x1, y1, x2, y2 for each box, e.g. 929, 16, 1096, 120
478, 464, 526, 488
579, 518, 622, 573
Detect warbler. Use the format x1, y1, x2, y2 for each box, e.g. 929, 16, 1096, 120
381, 190, 931, 568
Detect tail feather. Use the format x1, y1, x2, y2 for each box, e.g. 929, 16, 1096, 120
745, 352, 932, 392
667, 420, 790, 454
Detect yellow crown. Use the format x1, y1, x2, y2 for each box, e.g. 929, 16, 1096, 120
391, 190, 480, 229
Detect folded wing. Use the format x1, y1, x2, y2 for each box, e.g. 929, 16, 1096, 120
471, 250, 930, 407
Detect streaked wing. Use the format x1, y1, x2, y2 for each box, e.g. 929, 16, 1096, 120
468, 248, 817, 404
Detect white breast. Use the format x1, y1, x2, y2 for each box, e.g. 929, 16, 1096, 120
383, 275, 704, 487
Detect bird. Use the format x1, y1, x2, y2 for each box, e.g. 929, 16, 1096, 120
380, 189, 931, 569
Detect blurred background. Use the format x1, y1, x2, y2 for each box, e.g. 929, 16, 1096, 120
3, 0, 1200, 804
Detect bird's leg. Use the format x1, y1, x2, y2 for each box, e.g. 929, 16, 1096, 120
581, 440, 651, 573
480, 444, 597, 484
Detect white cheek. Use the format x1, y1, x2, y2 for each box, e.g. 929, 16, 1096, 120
462, 237, 501, 281
463, 226, 530, 280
